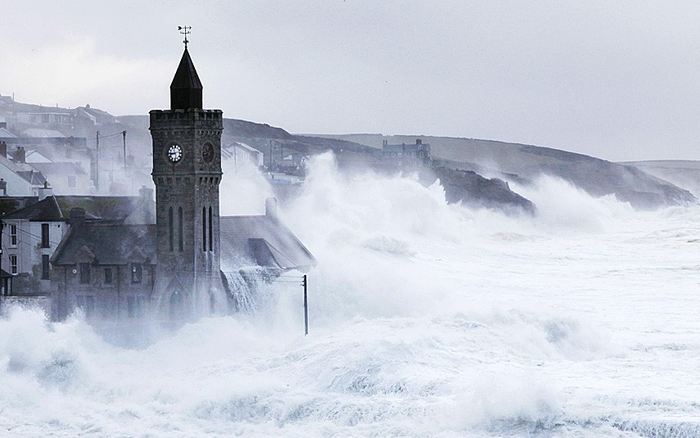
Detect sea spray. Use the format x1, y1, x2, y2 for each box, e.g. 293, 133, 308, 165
2, 154, 700, 436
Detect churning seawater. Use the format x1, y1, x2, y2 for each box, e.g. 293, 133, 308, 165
1, 153, 700, 437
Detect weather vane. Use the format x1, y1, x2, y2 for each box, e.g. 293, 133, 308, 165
178, 26, 191, 49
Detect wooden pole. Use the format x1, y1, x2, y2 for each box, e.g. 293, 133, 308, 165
95, 131, 100, 192
303, 274, 308, 336
122, 130, 127, 170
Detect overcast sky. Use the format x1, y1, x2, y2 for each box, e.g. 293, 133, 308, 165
3, 1, 700, 161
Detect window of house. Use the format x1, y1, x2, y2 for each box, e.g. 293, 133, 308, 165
79, 263, 91, 284
68, 175, 76, 188
9, 255, 17, 274
104, 268, 112, 284
131, 263, 142, 284
10, 224, 17, 246
42, 255, 50, 280
41, 114, 50, 124
41, 223, 50, 248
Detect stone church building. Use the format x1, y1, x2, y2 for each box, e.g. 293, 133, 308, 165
50, 47, 315, 322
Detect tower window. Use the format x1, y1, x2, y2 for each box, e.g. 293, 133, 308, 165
178, 207, 184, 252
209, 207, 213, 251
202, 207, 207, 252
169, 207, 174, 251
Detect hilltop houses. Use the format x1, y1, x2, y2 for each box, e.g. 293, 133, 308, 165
382, 138, 432, 168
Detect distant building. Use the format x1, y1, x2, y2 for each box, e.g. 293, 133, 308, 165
75, 105, 117, 126
16, 110, 75, 129
223, 142, 264, 168
382, 138, 432, 168
0, 142, 47, 196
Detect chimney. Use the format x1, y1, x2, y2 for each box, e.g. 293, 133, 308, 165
69, 208, 86, 228
0, 179, 6, 196
139, 186, 155, 224
38, 181, 53, 201
0, 121, 6, 129
14, 146, 25, 164
0, 141, 6, 158
139, 186, 153, 201
265, 197, 278, 219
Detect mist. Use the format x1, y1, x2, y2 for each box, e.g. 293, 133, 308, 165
2, 153, 699, 436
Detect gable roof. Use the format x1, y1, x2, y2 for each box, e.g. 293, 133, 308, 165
51, 224, 156, 266
0, 154, 47, 186
219, 214, 316, 271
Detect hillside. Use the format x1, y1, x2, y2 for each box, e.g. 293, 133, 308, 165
4, 97, 691, 212
624, 160, 700, 198
318, 134, 697, 209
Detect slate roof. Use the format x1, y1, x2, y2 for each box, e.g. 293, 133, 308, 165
51, 224, 156, 266
0, 128, 16, 138
219, 214, 316, 271
2, 195, 151, 222
49, 211, 315, 271
0, 197, 36, 216
3, 195, 62, 221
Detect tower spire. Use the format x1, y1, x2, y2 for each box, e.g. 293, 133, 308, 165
170, 27, 203, 110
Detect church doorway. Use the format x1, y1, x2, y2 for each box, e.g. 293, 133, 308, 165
169, 290, 185, 320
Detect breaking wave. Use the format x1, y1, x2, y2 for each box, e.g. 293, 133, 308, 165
2, 152, 700, 436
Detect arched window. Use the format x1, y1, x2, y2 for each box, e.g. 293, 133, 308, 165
202, 206, 207, 251
208, 207, 213, 251
168, 207, 174, 251
178, 207, 184, 252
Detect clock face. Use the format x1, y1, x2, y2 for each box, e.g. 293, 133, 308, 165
202, 143, 214, 163
168, 144, 183, 163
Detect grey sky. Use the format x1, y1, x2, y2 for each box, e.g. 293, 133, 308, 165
3, 1, 700, 161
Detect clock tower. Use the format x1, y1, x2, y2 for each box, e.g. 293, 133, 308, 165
150, 46, 226, 320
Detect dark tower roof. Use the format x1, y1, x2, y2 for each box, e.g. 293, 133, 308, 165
170, 48, 203, 110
